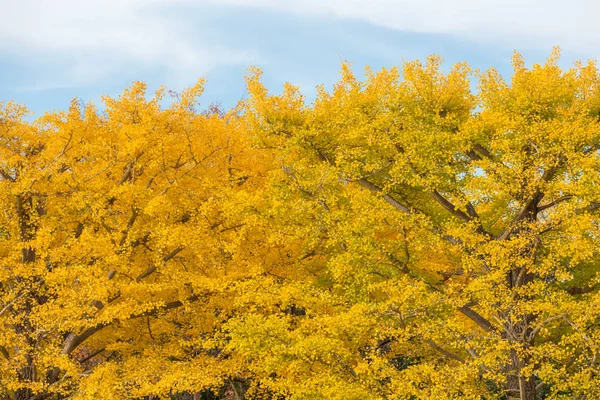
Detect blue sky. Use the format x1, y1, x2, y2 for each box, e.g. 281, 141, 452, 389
0, 0, 598, 117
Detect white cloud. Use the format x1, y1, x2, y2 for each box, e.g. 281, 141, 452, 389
0, 0, 256, 91
1, 0, 597, 92
198, 0, 599, 53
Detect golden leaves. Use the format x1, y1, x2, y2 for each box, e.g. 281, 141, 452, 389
4, 49, 600, 399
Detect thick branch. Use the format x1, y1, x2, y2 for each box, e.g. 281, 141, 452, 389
64, 246, 186, 356
457, 306, 495, 333
577, 202, 600, 214
538, 195, 572, 212
431, 190, 472, 223
567, 286, 597, 295
497, 192, 545, 240
465, 202, 480, 220
357, 178, 411, 214
473, 144, 494, 160
62, 294, 199, 355
118, 162, 133, 185
466, 150, 482, 161
516, 192, 544, 221
62, 325, 107, 355
431, 191, 491, 236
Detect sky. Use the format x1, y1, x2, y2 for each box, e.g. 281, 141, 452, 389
0, 0, 598, 117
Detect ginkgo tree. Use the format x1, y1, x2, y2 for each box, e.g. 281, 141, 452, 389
3, 48, 600, 400
0, 81, 280, 399
236, 48, 600, 400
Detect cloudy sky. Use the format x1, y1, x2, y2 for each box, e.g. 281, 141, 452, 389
0, 0, 597, 116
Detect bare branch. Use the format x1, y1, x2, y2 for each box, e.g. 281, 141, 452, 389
465, 202, 480, 220
514, 266, 528, 289
74, 222, 84, 239
62, 326, 106, 355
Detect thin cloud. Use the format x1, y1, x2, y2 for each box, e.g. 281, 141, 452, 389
198, 0, 599, 53
0, 0, 257, 91
2, 0, 598, 93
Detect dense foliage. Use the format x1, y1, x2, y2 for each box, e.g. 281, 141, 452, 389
2, 49, 600, 399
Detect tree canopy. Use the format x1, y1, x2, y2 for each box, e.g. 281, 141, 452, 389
2, 48, 600, 400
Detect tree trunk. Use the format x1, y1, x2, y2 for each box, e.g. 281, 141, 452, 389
505, 262, 538, 400
505, 346, 537, 400
13, 389, 33, 400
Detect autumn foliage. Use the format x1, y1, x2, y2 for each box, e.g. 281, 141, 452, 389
2, 49, 600, 399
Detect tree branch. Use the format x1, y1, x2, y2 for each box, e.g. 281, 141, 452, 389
119, 206, 139, 247
118, 162, 133, 185
425, 339, 465, 363
0, 168, 15, 182
528, 314, 565, 343
567, 285, 597, 295
431, 191, 491, 236
62, 294, 199, 355
466, 150, 482, 161
497, 192, 545, 240
78, 347, 105, 364
0, 346, 9, 360
357, 178, 411, 214
0, 289, 30, 317
135, 246, 184, 282
431, 190, 472, 223
473, 144, 494, 160
457, 306, 495, 333
583, 143, 600, 155
538, 195, 572, 212
63, 246, 186, 356
576, 202, 600, 214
